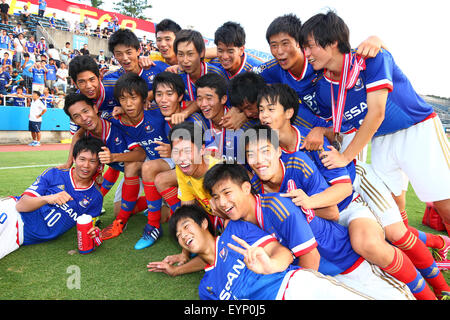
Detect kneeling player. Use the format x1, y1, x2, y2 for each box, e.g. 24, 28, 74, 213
0, 136, 104, 260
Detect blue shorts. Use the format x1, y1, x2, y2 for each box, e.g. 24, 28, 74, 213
28, 121, 41, 132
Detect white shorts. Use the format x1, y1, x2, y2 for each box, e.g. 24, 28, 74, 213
335, 259, 414, 300
371, 115, 450, 202
341, 131, 368, 163
0, 198, 24, 260
353, 160, 403, 228
337, 197, 379, 227
279, 268, 372, 300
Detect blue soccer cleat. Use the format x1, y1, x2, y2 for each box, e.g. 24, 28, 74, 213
134, 223, 162, 250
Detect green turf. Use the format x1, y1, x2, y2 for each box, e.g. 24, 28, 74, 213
0, 149, 448, 300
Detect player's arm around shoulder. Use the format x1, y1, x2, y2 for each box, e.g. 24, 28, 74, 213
15, 191, 73, 212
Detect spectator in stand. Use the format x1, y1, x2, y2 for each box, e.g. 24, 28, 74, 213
0, 0, 9, 25
13, 23, 24, 36
2, 51, 12, 72
9, 85, 27, 106
25, 35, 38, 61
55, 61, 68, 93
83, 16, 92, 35
10, 69, 24, 88
7, 33, 13, 50
28, 90, 46, 146
20, 4, 30, 23
0, 29, 9, 49
49, 12, 56, 28
44, 57, 57, 90
47, 43, 60, 67
13, 33, 26, 71
54, 90, 65, 108
79, 43, 90, 56
31, 60, 46, 94
38, 0, 46, 18
96, 49, 106, 63
60, 42, 72, 65
41, 86, 54, 108
0, 64, 11, 96
21, 52, 33, 92
37, 37, 47, 56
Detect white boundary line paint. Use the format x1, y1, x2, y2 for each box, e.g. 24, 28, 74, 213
0, 164, 60, 170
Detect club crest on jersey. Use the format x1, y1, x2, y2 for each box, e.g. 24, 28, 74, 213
219, 246, 228, 262
114, 136, 122, 145
79, 197, 91, 208
147, 74, 155, 83
353, 77, 364, 91
145, 124, 154, 133
58, 184, 65, 191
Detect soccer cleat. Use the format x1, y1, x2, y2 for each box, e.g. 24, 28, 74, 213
436, 260, 450, 271
134, 223, 162, 250
436, 235, 450, 261
100, 219, 126, 240
28, 141, 37, 146
33, 142, 41, 147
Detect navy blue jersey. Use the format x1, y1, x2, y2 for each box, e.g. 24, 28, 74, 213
19, 167, 103, 245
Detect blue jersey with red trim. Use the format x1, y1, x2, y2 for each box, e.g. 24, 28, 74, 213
85, 118, 131, 172
18, 167, 103, 245
107, 107, 169, 160
178, 62, 228, 101
199, 218, 299, 300
313, 50, 434, 136
280, 124, 355, 211
208, 52, 262, 81
252, 169, 359, 275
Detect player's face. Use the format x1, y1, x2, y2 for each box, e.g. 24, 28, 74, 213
75, 71, 101, 100
113, 44, 141, 73
175, 217, 209, 254
196, 87, 227, 121
73, 150, 100, 181
210, 178, 252, 221
258, 96, 293, 130
238, 100, 258, 120
176, 41, 204, 75
303, 35, 334, 71
154, 83, 183, 117
216, 42, 245, 74
268, 32, 303, 71
68, 100, 100, 132
118, 90, 145, 120
156, 30, 176, 60
246, 139, 282, 182
171, 139, 204, 177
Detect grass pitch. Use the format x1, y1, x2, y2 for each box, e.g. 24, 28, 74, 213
0, 149, 448, 300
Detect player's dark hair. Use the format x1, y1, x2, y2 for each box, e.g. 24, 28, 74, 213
203, 163, 256, 196
214, 21, 245, 47
108, 28, 140, 53
113, 72, 148, 102
299, 10, 351, 54
229, 71, 266, 107
242, 124, 280, 150
72, 136, 104, 160
169, 121, 204, 150
257, 83, 299, 124
68, 55, 100, 82
266, 13, 302, 43
173, 29, 205, 57
155, 18, 181, 35
168, 204, 214, 242
63, 92, 95, 119
195, 73, 228, 100
152, 71, 185, 99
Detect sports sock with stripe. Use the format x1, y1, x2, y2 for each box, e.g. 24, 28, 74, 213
143, 181, 162, 229
116, 176, 140, 224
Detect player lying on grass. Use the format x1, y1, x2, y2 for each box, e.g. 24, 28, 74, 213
157, 204, 396, 300
0, 136, 104, 260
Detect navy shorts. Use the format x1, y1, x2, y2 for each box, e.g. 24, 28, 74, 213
28, 121, 41, 132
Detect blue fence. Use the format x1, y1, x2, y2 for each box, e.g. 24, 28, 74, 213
0, 107, 70, 131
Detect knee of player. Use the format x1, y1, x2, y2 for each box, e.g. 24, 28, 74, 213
124, 161, 142, 177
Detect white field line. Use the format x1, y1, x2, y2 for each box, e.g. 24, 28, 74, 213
0, 164, 60, 170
